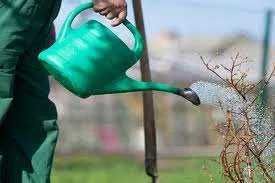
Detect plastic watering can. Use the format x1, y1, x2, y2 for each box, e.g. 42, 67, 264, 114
38, 2, 200, 105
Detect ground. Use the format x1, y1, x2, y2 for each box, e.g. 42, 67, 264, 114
52, 155, 223, 183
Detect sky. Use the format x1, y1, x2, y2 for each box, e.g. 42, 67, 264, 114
57, 0, 275, 42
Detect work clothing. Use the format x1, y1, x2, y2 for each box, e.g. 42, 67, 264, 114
0, 0, 61, 182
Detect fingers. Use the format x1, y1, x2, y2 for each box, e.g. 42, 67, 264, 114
99, 8, 110, 16
111, 9, 127, 26
93, 0, 127, 26
94, 2, 116, 19
93, 2, 108, 12
93, 6, 105, 13
106, 10, 118, 19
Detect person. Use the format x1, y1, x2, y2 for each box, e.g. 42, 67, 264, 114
0, 0, 127, 182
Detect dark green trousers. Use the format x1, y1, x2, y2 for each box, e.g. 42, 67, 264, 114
0, 0, 61, 182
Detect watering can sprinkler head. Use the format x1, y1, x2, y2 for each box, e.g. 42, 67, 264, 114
177, 88, 201, 106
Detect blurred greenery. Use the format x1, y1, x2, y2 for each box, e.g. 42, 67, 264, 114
52, 155, 224, 183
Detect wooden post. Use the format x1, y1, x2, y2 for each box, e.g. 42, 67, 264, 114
261, 9, 273, 105
132, 1, 158, 183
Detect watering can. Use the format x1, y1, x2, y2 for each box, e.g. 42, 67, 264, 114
38, 2, 200, 106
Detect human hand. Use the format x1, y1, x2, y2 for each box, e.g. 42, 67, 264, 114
93, 0, 127, 26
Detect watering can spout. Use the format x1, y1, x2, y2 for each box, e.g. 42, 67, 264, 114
176, 88, 201, 106
97, 76, 200, 106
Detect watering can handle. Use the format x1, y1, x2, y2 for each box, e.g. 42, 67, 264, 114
58, 2, 144, 60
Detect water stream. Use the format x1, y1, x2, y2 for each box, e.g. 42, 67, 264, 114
190, 81, 273, 169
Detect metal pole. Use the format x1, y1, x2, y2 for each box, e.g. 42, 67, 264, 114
132, 1, 158, 183
261, 9, 273, 105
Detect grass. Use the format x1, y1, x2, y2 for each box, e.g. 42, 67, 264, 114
52, 155, 223, 183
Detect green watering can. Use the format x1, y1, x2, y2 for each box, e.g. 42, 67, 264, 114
38, 2, 200, 106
